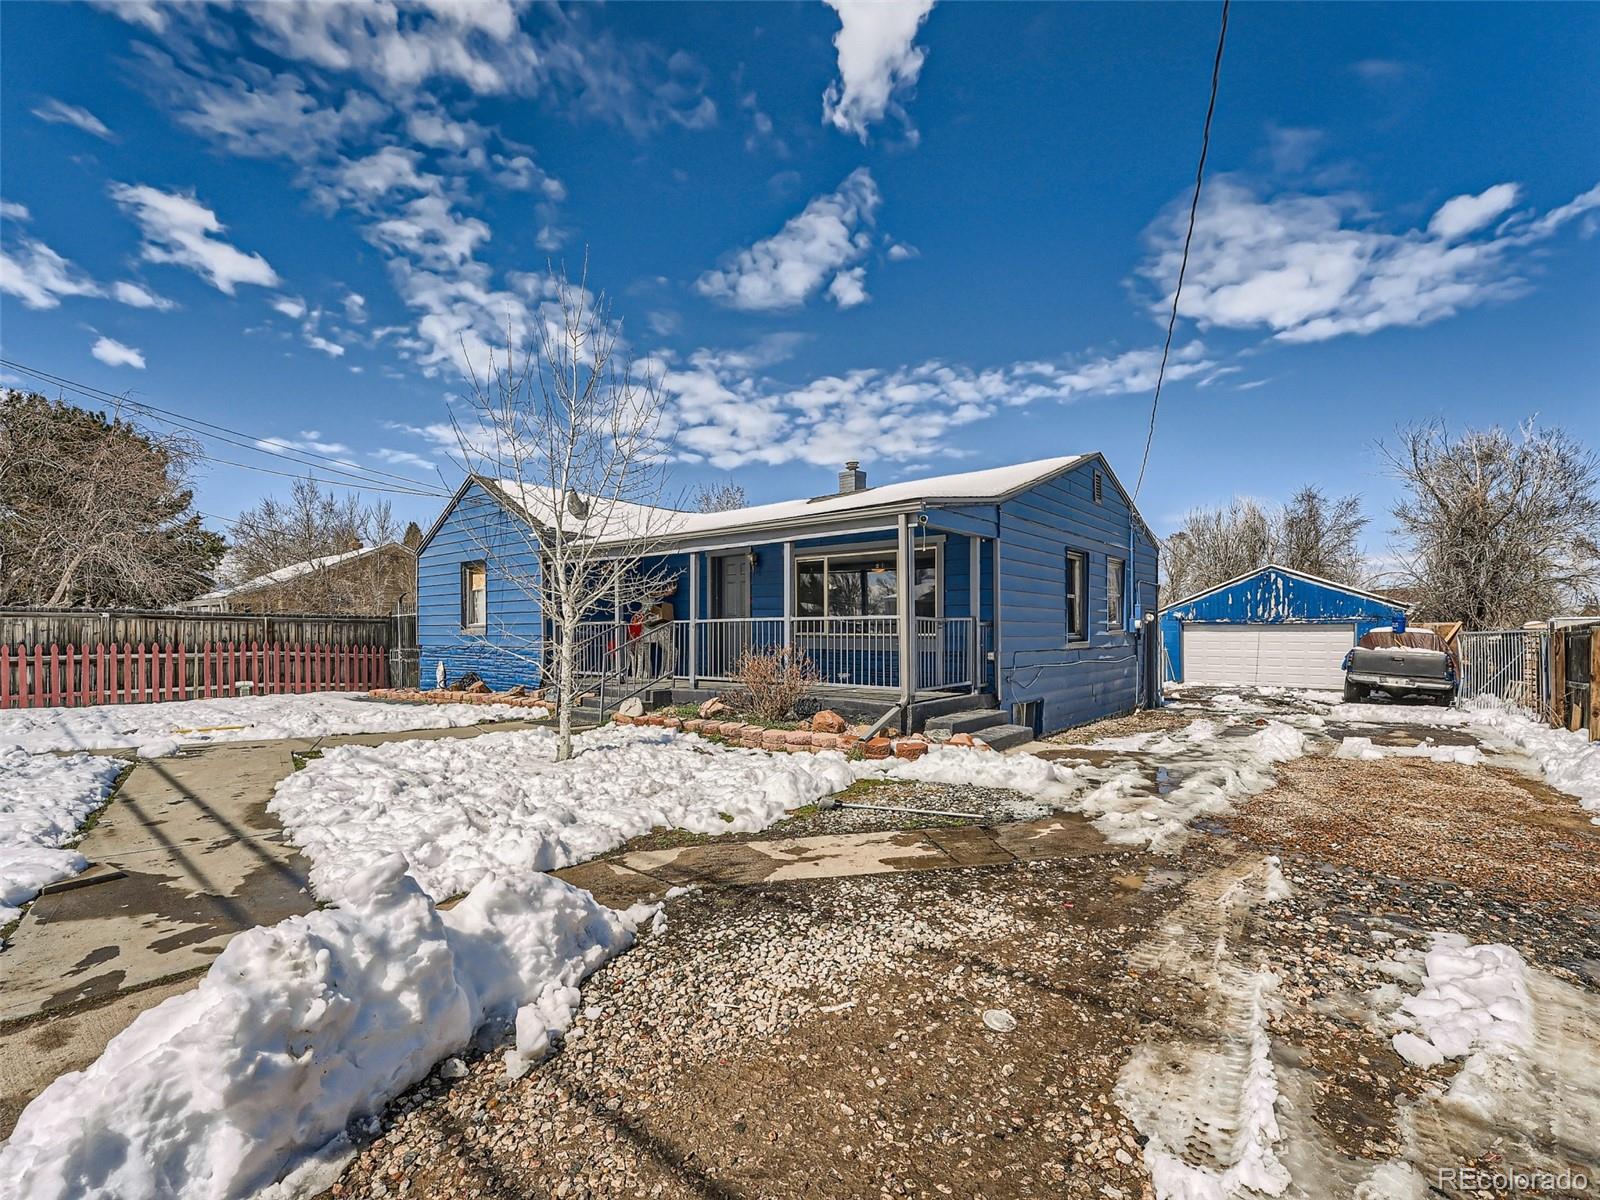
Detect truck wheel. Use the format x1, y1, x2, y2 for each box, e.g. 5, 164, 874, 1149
1342, 681, 1365, 703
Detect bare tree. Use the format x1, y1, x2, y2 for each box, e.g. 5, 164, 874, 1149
1162, 487, 1369, 601
1380, 420, 1600, 628
1271, 486, 1368, 584
223, 477, 409, 613
0, 390, 223, 606
452, 268, 679, 761
693, 479, 746, 513
1161, 497, 1272, 601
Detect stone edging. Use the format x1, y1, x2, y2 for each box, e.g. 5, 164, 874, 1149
612, 712, 995, 760
367, 688, 551, 709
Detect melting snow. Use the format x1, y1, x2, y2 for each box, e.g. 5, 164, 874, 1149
1390, 935, 1533, 1068
0, 747, 127, 929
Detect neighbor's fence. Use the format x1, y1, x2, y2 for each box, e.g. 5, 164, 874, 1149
1551, 624, 1598, 738
0, 607, 402, 710
0, 641, 388, 709
1456, 628, 1550, 711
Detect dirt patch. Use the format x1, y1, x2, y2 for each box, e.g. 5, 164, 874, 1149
331, 853, 1179, 1200
1226, 756, 1600, 911
1043, 706, 1195, 745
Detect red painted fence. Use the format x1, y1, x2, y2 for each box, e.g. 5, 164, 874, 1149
0, 642, 388, 710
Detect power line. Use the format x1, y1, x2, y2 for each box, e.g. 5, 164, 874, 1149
1133, 0, 1230, 501
1, 358, 451, 498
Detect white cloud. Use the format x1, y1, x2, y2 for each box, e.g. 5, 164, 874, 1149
305, 334, 346, 358
257, 430, 353, 456
31, 98, 113, 140
1428, 183, 1519, 240
885, 241, 919, 261
1, 200, 29, 222
821, 0, 935, 142
695, 168, 881, 311
110, 183, 280, 294
91, 336, 145, 369
343, 291, 368, 322
659, 339, 1213, 469
373, 447, 437, 471
113, 280, 176, 310
1139, 176, 1600, 343
271, 295, 308, 320
826, 266, 869, 309
0, 238, 103, 309
167, 66, 386, 160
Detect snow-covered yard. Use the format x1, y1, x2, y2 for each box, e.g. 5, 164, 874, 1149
0, 691, 544, 756
0, 747, 127, 929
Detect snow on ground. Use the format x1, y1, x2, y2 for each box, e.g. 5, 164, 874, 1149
0, 692, 545, 755
0, 855, 651, 1200
1333, 736, 1484, 765
0, 746, 127, 928
1389, 935, 1533, 1069
270, 725, 853, 904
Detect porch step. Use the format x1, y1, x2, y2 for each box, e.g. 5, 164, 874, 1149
970, 723, 1036, 752
908, 691, 997, 730
924, 708, 1010, 736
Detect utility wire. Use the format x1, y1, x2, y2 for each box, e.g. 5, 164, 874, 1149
1133, 0, 1230, 500
1, 357, 451, 497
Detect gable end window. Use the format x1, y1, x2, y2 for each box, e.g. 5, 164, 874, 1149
1065, 550, 1087, 642
1106, 556, 1126, 632
461, 561, 487, 630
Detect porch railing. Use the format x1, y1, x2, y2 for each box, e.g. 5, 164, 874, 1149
568, 616, 989, 692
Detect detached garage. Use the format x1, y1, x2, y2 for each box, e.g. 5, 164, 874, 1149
1161, 566, 1407, 690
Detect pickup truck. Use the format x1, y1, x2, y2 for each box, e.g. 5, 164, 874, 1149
1341, 629, 1457, 705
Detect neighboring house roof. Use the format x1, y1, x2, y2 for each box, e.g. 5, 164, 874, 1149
190, 543, 402, 603
421, 454, 1142, 556
1160, 564, 1408, 615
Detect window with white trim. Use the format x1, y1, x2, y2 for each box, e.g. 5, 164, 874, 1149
794, 549, 937, 618
461, 561, 487, 629
1065, 550, 1087, 642
1106, 556, 1125, 632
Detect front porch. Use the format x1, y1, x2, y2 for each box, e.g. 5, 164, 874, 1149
571, 516, 999, 703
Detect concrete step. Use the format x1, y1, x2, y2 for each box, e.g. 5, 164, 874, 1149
971, 724, 1036, 752
924, 708, 1010, 735
908, 691, 997, 730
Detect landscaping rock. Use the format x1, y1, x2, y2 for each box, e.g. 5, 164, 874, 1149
784, 730, 812, 746
864, 737, 893, 760
612, 713, 635, 726
949, 732, 975, 747
683, 719, 704, 733
893, 742, 928, 761
762, 730, 788, 750
698, 698, 731, 719
617, 697, 645, 718
465, 680, 491, 695
811, 732, 839, 749
811, 710, 848, 734
663, 717, 683, 731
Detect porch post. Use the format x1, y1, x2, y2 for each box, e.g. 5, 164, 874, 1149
688, 551, 700, 690
782, 540, 795, 653
898, 513, 915, 707
969, 536, 981, 693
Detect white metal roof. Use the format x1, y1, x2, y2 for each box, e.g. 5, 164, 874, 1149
192, 543, 399, 601
482, 455, 1091, 548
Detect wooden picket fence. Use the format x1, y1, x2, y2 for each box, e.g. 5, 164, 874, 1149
0, 641, 388, 710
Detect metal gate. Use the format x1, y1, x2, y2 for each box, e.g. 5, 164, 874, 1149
1456, 628, 1549, 710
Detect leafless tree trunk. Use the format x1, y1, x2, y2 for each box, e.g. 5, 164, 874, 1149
451, 267, 678, 761
1379, 420, 1600, 628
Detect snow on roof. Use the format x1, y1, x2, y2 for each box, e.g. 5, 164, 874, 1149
194, 543, 398, 601
485, 455, 1089, 547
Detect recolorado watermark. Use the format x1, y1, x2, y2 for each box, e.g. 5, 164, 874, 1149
1436, 1166, 1590, 1193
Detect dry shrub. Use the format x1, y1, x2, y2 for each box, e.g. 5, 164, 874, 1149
724, 646, 818, 722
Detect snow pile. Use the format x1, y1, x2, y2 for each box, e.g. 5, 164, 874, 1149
0, 747, 127, 926
270, 725, 854, 904
0, 855, 643, 1200
851, 744, 1076, 799
0, 692, 543, 755
1461, 702, 1600, 818
1080, 721, 1309, 852
1334, 736, 1483, 766
1390, 935, 1532, 1069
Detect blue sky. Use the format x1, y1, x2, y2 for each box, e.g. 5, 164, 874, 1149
2, 1, 1597, 553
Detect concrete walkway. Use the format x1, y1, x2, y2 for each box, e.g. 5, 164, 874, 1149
0, 718, 540, 1138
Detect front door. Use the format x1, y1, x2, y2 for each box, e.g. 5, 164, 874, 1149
709, 554, 751, 676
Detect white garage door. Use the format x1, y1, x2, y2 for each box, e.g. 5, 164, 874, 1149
1183, 624, 1354, 690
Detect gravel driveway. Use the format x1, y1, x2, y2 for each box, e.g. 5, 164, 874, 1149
324, 691, 1600, 1200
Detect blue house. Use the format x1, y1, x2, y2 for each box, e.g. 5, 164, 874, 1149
415, 455, 1160, 737
1160, 565, 1407, 690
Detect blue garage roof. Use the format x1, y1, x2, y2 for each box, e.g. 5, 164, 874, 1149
1162, 564, 1407, 624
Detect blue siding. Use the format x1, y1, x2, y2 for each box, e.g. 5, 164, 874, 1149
1159, 568, 1406, 682
417, 484, 543, 690
991, 460, 1158, 734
